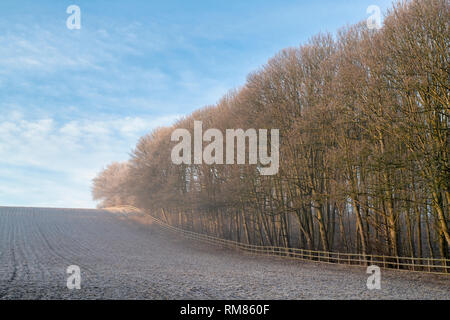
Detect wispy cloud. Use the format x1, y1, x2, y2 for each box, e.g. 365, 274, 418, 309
0, 113, 180, 208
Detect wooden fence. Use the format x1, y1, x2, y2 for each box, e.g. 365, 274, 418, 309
113, 207, 450, 275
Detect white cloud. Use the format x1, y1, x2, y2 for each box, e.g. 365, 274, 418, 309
0, 113, 180, 208
0, 10, 249, 209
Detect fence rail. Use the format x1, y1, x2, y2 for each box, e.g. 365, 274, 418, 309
114, 207, 449, 275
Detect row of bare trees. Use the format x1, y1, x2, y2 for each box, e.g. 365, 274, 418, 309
93, 0, 449, 261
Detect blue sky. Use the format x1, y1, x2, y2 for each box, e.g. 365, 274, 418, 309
0, 0, 393, 208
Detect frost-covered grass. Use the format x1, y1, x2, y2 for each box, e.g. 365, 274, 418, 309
0, 207, 448, 300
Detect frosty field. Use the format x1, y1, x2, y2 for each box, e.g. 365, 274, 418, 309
0, 207, 448, 300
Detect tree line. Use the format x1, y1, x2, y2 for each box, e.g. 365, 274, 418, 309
93, 0, 449, 262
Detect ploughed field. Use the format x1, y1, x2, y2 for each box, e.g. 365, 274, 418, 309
0, 206, 448, 299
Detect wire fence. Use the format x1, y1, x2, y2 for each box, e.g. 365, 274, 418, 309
114, 207, 449, 275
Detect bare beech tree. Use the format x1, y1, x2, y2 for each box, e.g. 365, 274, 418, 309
92, 0, 449, 267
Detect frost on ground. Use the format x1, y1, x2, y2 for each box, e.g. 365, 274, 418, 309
0, 206, 448, 300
